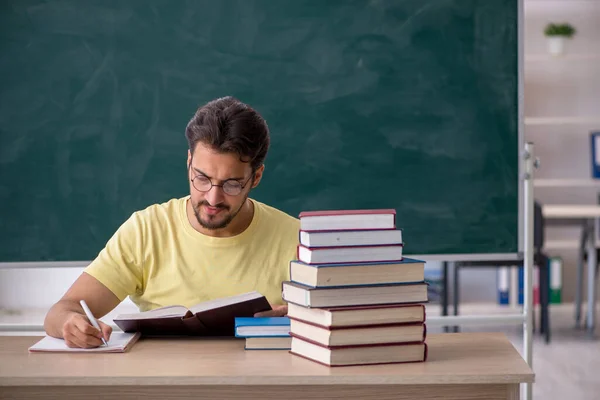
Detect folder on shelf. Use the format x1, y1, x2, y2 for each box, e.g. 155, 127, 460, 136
590, 131, 600, 179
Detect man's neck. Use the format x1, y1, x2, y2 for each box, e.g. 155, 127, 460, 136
186, 198, 255, 238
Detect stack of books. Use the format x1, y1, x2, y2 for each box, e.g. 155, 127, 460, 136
234, 317, 291, 350
282, 209, 428, 366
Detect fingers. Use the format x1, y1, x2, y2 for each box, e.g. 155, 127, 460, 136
254, 305, 288, 317
99, 321, 113, 342
253, 310, 270, 317
62, 313, 104, 348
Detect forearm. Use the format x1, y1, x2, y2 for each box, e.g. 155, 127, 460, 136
43, 300, 83, 338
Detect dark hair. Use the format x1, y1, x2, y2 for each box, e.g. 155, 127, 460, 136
185, 96, 270, 171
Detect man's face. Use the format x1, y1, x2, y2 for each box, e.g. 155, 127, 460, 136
187, 143, 263, 231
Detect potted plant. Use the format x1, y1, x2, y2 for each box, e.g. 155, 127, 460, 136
544, 23, 576, 56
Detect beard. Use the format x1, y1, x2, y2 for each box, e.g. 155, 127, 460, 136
192, 196, 248, 230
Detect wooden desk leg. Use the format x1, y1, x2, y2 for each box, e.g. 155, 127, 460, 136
586, 218, 597, 337
576, 221, 587, 329
442, 261, 449, 333
507, 383, 520, 400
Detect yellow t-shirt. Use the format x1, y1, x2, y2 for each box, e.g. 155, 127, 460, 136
84, 196, 299, 311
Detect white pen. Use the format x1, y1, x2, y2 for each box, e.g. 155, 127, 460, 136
79, 300, 108, 346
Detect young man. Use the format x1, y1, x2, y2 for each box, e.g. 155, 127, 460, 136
44, 97, 300, 348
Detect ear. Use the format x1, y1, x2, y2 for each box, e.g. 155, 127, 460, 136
251, 165, 265, 189
187, 149, 192, 168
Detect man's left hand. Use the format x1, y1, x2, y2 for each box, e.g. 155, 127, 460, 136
254, 305, 287, 317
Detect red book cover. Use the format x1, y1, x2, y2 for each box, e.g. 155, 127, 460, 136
298, 209, 397, 231
323, 303, 426, 316
296, 243, 404, 265
289, 317, 427, 344
289, 335, 428, 367
290, 331, 427, 347
299, 209, 396, 218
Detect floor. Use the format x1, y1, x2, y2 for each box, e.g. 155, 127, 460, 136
428, 303, 600, 400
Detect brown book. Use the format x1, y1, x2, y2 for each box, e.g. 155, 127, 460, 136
289, 317, 426, 347
290, 335, 427, 366
287, 303, 426, 328
245, 337, 292, 350
113, 291, 271, 336
282, 281, 428, 308
289, 258, 424, 287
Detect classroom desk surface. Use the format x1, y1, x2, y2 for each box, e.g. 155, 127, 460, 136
0, 332, 533, 400
543, 204, 600, 219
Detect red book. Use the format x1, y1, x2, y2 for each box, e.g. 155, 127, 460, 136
290, 335, 427, 367
287, 303, 426, 328
299, 209, 396, 231
282, 281, 428, 308
289, 317, 427, 347
297, 244, 404, 264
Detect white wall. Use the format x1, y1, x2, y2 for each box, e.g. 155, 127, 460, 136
524, 0, 600, 302
0, 267, 139, 309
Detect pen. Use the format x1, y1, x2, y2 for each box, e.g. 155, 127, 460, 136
79, 300, 108, 346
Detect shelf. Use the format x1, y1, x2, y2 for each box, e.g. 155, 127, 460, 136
525, 117, 600, 126
544, 240, 579, 250
525, 54, 600, 62
534, 179, 600, 188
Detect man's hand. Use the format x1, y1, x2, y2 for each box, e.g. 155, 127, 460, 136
254, 304, 288, 317
61, 312, 113, 348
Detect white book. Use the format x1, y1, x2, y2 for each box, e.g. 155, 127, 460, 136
29, 332, 141, 353
300, 229, 402, 247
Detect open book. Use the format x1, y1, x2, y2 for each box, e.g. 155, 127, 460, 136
29, 332, 141, 353
114, 291, 271, 336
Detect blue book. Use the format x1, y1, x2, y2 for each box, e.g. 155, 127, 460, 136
234, 317, 290, 338
591, 131, 600, 178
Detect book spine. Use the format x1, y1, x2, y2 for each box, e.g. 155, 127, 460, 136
591, 131, 600, 178
518, 266, 523, 305
517, 265, 539, 306
550, 257, 562, 304
534, 264, 540, 306
509, 266, 519, 307
497, 267, 510, 305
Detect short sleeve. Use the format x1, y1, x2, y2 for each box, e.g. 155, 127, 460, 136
84, 213, 144, 301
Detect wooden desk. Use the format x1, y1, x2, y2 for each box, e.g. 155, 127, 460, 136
0, 333, 533, 400
543, 204, 599, 336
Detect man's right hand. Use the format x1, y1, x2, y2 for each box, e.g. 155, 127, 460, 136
44, 273, 121, 347
61, 312, 112, 349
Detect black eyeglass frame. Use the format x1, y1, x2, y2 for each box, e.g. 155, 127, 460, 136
188, 159, 255, 196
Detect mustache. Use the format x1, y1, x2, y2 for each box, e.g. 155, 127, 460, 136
197, 201, 229, 211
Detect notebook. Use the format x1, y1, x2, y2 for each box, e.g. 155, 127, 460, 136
28, 332, 141, 353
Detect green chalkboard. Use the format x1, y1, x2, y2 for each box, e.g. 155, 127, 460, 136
0, 0, 519, 261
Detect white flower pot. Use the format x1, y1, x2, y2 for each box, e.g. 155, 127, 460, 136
547, 37, 566, 56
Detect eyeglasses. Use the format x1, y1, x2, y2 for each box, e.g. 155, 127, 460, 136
190, 169, 254, 196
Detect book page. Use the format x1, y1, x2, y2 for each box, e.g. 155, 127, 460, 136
190, 291, 262, 314
29, 332, 141, 353
115, 305, 189, 320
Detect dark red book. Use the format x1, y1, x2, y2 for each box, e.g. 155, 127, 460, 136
287, 303, 426, 328
299, 209, 396, 231
113, 291, 271, 336
289, 316, 427, 347
297, 244, 404, 264
290, 334, 427, 367
282, 281, 428, 308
